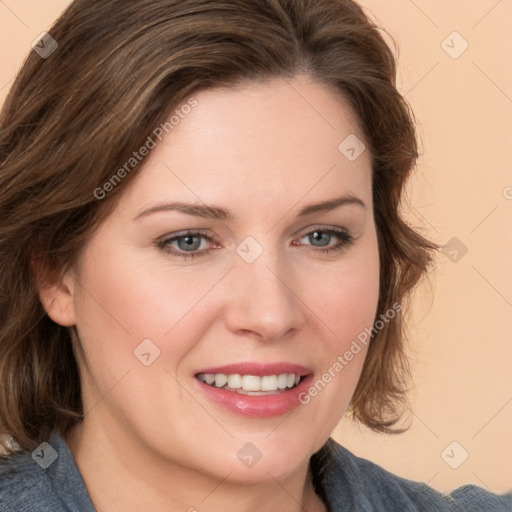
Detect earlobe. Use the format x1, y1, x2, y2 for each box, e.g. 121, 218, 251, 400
32, 258, 77, 327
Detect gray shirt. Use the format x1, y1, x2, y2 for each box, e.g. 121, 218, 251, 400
1, 431, 511, 511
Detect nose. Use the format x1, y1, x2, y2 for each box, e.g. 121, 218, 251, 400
223, 250, 306, 342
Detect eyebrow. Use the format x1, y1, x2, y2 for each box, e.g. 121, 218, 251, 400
133, 195, 365, 222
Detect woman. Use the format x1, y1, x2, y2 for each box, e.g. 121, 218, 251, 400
0, 0, 510, 510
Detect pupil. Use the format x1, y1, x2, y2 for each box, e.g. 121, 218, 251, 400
178, 235, 201, 251
310, 231, 330, 247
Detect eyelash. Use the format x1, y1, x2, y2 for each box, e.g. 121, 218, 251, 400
156, 227, 354, 260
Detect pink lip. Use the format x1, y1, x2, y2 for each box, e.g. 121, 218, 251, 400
193, 362, 314, 418
194, 362, 313, 377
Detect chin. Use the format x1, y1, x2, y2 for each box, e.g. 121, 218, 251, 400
208, 432, 319, 484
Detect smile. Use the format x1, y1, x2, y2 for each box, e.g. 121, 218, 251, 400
196, 373, 302, 395
193, 363, 314, 417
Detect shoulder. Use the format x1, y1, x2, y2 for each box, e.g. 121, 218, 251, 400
0, 448, 67, 512
0, 432, 93, 512
311, 438, 512, 512
449, 484, 512, 512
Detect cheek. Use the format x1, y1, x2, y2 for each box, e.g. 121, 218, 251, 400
302, 244, 380, 351
73, 228, 379, 383
293, 243, 380, 440
73, 248, 231, 366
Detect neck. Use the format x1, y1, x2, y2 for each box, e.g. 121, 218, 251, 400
65, 420, 327, 512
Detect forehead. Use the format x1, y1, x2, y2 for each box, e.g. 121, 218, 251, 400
117, 76, 372, 217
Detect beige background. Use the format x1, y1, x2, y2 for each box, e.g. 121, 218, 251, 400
1, 0, 511, 494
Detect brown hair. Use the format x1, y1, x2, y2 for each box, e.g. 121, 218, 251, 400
0, 0, 437, 454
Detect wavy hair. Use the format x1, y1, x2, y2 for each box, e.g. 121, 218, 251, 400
0, 0, 437, 454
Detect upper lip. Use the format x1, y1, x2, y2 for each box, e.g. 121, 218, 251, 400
194, 362, 313, 377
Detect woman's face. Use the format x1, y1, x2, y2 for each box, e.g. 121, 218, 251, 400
56, 76, 379, 483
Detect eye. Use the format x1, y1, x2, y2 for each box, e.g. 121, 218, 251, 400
157, 231, 214, 259
306, 231, 331, 247
295, 227, 354, 253
156, 227, 354, 260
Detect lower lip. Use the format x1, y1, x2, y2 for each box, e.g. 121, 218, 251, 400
195, 374, 315, 418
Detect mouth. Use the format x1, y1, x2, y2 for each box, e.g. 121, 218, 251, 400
195, 372, 304, 396
193, 362, 314, 417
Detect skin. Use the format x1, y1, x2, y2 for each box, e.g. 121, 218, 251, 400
39, 75, 380, 512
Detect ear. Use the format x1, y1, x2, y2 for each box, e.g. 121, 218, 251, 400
32, 257, 77, 327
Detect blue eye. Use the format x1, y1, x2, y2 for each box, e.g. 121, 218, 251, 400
174, 234, 203, 252
299, 228, 354, 252
307, 231, 332, 247
157, 227, 353, 259
157, 232, 212, 259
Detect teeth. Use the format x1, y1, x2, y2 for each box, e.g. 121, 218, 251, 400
261, 375, 278, 391
197, 373, 302, 392
242, 375, 261, 391
214, 373, 228, 388
277, 374, 288, 389
227, 374, 242, 389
